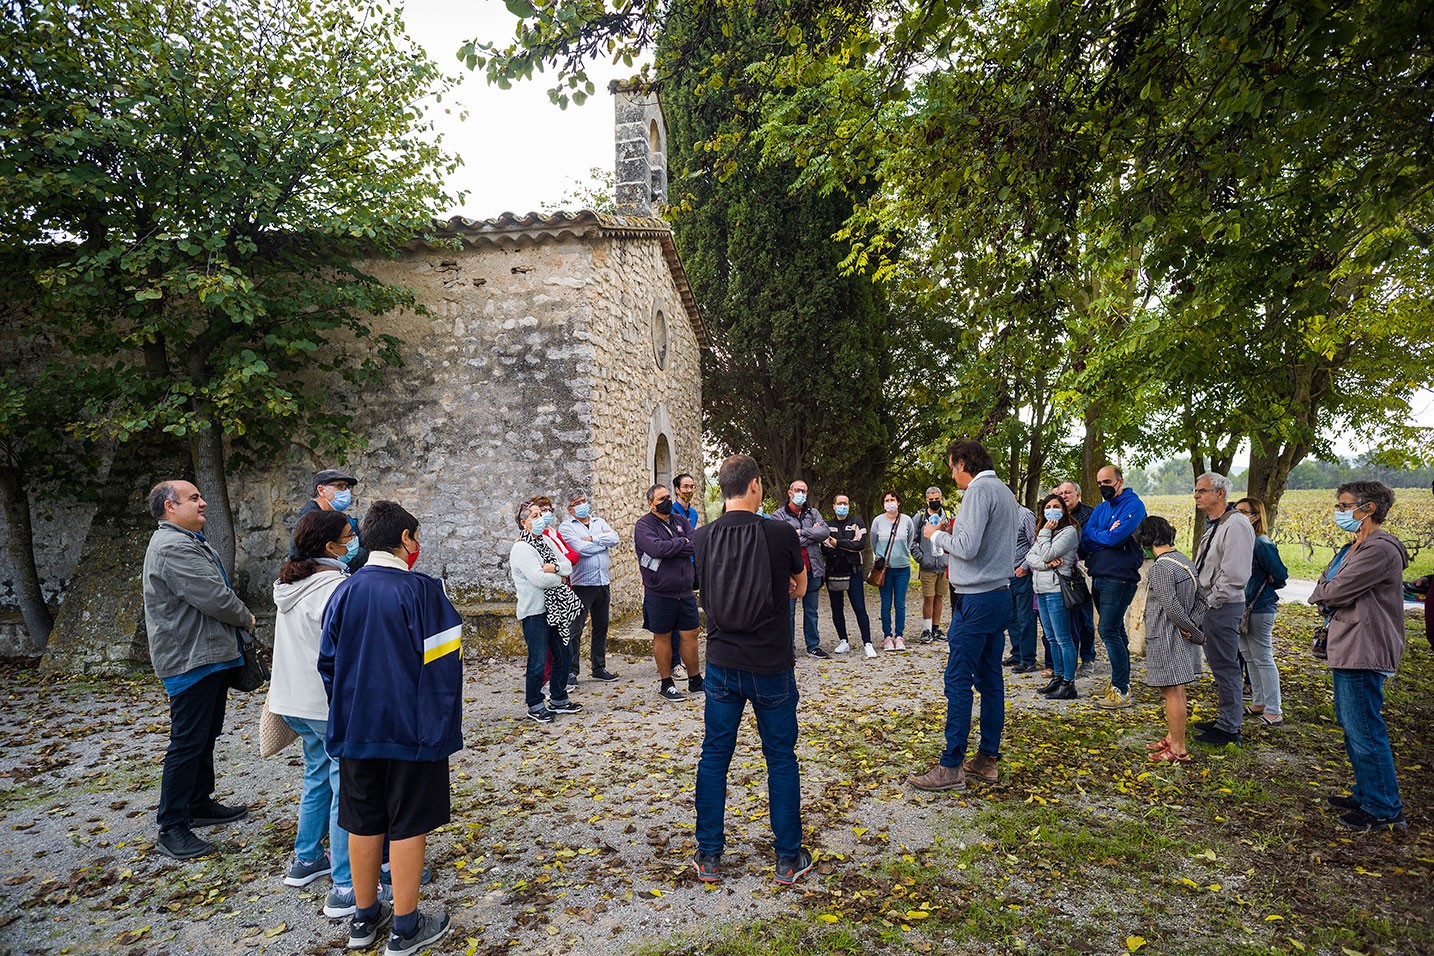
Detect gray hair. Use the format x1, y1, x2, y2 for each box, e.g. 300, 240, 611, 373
147, 481, 181, 519
1197, 472, 1233, 498
1057, 479, 1081, 494
925, 487, 942, 496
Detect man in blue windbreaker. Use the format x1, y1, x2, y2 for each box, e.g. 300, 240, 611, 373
319, 500, 461, 954
1078, 465, 1148, 711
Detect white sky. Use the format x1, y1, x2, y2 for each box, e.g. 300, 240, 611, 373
401, 0, 632, 218
400, 1, 1433, 456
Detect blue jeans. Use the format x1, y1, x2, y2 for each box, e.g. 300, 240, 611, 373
1091, 576, 1138, 693
1007, 573, 1037, 665
523, 614, 572, 710
1239, 610, 1282, 718
878, 565, 912, 637
1071, 598, 1097, 664
788, 575, 824, 652
828, 578, 873, 644
283, 715, 351, 887
1036, 592, 1076, 681
941, 589, 1010, 767
695, 664, 802, 859
1332, 669, 1403, 820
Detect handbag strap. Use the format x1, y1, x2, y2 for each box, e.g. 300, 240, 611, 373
880, 516, 899, 561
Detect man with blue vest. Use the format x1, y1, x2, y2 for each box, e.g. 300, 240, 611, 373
319, 500, 462, 954
1079, 465, 1148, 710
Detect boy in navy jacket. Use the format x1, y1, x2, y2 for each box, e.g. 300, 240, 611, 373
319, 500, 461, 954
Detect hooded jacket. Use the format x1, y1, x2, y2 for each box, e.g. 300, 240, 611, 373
142, 521, 252, 679
1309, 529, 1410, 674
1079, 488, 1147, 581
318, 551, 464, 762
268, 567, 346, 721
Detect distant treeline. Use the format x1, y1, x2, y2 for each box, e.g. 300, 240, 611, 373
1127, 458, 1434, 497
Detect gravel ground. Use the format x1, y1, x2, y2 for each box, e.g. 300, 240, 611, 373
0, 589, 1119, 956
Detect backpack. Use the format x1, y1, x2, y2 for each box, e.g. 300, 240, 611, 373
697, 519, 775, 634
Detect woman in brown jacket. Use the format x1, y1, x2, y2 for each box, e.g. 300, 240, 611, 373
1309, 480, 1409, 832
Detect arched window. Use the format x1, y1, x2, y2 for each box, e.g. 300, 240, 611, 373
651, 308, 669, 369
653, 434, 672, 490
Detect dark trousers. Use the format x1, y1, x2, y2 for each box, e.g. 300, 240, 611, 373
827, 578, 873, 644
571, 584, 611, 676
941, 588, 1010, 767
1070, 597, 1097, 663
157, 669, 230, 830
1007, 573, 1037, 665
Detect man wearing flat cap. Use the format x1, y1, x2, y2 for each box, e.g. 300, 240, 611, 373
289, 469, 367, 568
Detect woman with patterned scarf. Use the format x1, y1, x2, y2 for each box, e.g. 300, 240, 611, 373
510, 500, 585, 722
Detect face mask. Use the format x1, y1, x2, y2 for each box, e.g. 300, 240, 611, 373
884, 501, 899, 514
792, 492, 807, 507
1044, 508, 1064, 522
655, 499, 674, 516
1334, 508, 1364, 533
405, 540, 420, 569
834, 505, 849, 518
573, 503, 591, 519
928, 499, 942, 512
329, 489, 352, 512
1098, 485, 1117, 502
341, 536, 361, 564
530, 512, 550, 533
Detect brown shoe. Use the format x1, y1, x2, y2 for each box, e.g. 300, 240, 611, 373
907, 763, 966, 791
963, 753, 999, 784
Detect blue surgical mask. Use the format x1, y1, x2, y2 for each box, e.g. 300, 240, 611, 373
1334, 507, 1364, 533
531, 513, 550, 532
573, 503, 591, 519
1043, 508, 1064, 522
330, 489, 352, 512
792, 492, 807, 506
834, 504, 849, 518
341, 536, 361, 564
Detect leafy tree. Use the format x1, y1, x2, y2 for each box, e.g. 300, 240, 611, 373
656, 2, 892, 507
2, 0, 461, 573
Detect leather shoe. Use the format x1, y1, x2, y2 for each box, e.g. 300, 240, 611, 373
1326, 794, 1360, 812
1047, 679, 1078, 700
908, 763, 966, 791
963, 753, 999, 783
155, 826, 214, 860
189, 801, 248, 827
1037, 676, 1062, 695
1194, 727, 1242, 747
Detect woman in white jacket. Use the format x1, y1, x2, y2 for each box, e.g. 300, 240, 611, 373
268, 510, 373, 916
510, 500, 584, 723
1026, 494, 1082, 700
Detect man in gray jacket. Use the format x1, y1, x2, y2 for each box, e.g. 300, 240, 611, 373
143, 480, 256, 860
771, 479, 832, 659
1192, 471, 1255, 747
909, 440, 1017, 792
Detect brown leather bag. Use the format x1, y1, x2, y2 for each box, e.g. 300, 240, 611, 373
867, 518, 899, 587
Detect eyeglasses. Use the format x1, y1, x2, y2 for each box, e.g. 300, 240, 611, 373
1334, 501, 1365, 512
1234, 508, 1252, 516
1193, 488, 1214, 496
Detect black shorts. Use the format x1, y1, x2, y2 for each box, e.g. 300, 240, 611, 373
338, 757, 450, 840
643, 594, 699, 634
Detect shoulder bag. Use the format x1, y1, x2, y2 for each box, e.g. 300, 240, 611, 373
1239, 579, 1269, 637
1056, 564, 1091, 609
229, 629, 270, 692
867, 518, 899, 588
1156, 556, 1208, 645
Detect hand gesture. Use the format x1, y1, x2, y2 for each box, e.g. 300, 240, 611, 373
1043, 518, 1059, 531
542, 563, 558, 574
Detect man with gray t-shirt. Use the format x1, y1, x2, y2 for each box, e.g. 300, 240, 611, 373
909, 439, 1018, 792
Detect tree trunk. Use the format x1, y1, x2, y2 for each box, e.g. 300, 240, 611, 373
189, 421, 236, 575
0, 464, 54, 647
1246, 434, 1310, 532
1081, 402, 1105, 503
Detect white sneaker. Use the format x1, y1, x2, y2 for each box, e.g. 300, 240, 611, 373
863, 643, 877, 659
834, 640, 850, 654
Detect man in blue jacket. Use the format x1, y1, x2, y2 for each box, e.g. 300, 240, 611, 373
1078, 465, 1147, 710
319, 501, 461, 954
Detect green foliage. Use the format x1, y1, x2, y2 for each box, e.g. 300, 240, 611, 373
658, 1, 891, 503
2, 0, 461, 565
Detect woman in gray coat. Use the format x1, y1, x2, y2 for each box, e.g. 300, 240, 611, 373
1309, 480, 1409, 831
1135, 516, 1205, 763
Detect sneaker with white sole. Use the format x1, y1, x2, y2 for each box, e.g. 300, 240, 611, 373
834, 640, 850, 654
1096, 686, 1132, 710
385, 909, 450, 954
659, 683, 687, 702
883, 637, 895, 651
774, 848, 815, 886
863, 642, 877, 659
893, 636, 907, 651
348, 901, 392, 950
325, 883, 392, 919
284, 851, 332, 887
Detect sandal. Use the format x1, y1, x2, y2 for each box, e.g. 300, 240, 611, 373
1257, 713, 1284, 727
1244, 704, 1265, 716
1145, 736, 1171, 751
1150, 746, 1193, 763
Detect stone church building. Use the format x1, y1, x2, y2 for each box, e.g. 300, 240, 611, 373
1, 86, 708, 667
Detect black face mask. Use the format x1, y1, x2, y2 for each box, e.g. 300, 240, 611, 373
928, 499, 943, 512
1099, 484, 1117, 502
655, 499, 674, 515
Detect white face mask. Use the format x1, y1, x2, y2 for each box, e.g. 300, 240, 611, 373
884, 501, 899, 514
